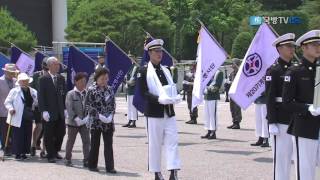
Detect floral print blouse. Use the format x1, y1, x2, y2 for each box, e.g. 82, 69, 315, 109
85, 82, 116, 132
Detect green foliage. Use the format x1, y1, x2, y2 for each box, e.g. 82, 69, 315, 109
0, 8, 37, 52
259, 0, 302, 10
66, 0, 174, 56
231, 32, 253, 59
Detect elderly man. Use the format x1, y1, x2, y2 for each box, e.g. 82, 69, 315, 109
137, 39, 181, 180
38, 57, 67, 163
0, 63, 18, 155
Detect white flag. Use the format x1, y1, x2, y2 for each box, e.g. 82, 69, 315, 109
16, 53, 35, 76
229, 23, 278, 109
192, 27, 228, 109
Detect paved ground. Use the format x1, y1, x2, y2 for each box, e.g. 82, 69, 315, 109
0, 96, 319, 180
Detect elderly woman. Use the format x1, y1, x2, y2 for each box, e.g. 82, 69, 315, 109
85, 67, 116, 173
4, 73, 37, 160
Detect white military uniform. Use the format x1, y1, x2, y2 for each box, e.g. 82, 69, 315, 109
127, 66, 138, 121
254, 103, 269, 139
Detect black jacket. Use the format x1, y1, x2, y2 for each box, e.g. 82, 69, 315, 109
138, 65, 175, 118
282, 57, 320, 139
265, 58, 292, 125
38, 73, 67, 121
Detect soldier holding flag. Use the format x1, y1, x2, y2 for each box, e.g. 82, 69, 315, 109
265, 33, 296, 180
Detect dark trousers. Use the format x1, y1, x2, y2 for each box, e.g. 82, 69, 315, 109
65, 125, 90, 161
12, 118, 32, 155
187, 93, 198, 120
88, 129, 114, 171
43, 117, 66, 159
230, 99, 242, 123
0, 117, 11, 152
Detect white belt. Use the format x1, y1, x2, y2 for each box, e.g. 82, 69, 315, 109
275, 97, 282, 103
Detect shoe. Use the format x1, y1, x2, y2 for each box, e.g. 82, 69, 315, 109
21, 154, 28, 160
15, 154, 22, 160
201, 130, 211, 139
225, 99, 230, 102
251, 137, 263, 146
30, 147, 36, 156
106, 169, 117, 174
40, 151, 47, 158
260, 138, 270, 147
128, 121, 136, 128
185, 119, 197, 124
56, 153, 63, 160
231, 124, 240, 129
122, 120, 132, 127
155, 172, 165, 180
227, 124, 235, 129
83, 161, 88, 168
169, 169, 178, 180
207, 131, 216, 140
89, 168, 99, 172
65, 160, 73, 167
48, 158, 56, 163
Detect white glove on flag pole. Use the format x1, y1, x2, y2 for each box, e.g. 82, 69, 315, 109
192, 25, 228, 110
228, 23, 278, 109
15, 53, 35, 76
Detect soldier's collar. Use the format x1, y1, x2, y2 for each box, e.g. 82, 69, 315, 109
301, 56, 317, 70
278, 58, 291, 68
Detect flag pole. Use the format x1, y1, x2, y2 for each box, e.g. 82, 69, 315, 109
104, 35, 139, 66
68, 44, 98, 65
9, 42, 34, 59
196, 19, 230, 58
266, 23, 300, 61
142, 29, 178, 65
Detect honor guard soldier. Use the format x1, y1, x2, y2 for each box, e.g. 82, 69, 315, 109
282, 30, 320, 180
123, 63, 139, 128
137, 39, 181, 180
227, 58, 242, 129
201, 69, 223, 139
265, 33, 296, 180
183, 63, 198, 124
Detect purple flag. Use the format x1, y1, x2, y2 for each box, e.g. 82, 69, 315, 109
34, 52, 47, 72
106, 40, 132, 92
229, 23, 278, 109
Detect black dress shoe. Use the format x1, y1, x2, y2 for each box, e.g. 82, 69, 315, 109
227, 124, 235, 129
251, 137, 263, 146
48, 158, 56, 163
207, 131, 216, 140
122, 120, 132, 127
21, 154, 28, 160
201, 131, 210, 139
155, 172, 165, 180
15, 154, 22, 160
169, 170, 178, 180
56, 153, 63, 160
260, 138, 270, 147
40, 151, 47, 158
185, 120, 197, 124
231, 124, 240, 129
128, 123, 136, 128
106, 169, 117, 174
30, 147, 36, 156
89, 168, 99, 172
65, 160, 73, 167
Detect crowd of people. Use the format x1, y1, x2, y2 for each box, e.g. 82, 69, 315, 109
0, 29, 319, 180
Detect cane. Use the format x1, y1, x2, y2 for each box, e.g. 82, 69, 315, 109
2, 115, 12, 161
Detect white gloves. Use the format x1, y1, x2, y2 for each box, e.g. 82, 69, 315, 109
308, 105, 320, 116
42, 111, 50, 122
74, 116, 88, 126
158, 95, 175, 105
98, 114, 113, 124
269, 124, 279, 135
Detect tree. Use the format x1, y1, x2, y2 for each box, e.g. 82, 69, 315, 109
299, 0, 320, 29
66, 0, 174, 56
259, 0, 303, 10
0, 8, 37, 52
231, 32, 253, 58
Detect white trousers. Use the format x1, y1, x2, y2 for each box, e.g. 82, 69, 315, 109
292, 136, 318, 180
270, 124, 293, 180
204, 100, 217, 131
127, 95, 138, 121
147, 114, 181, 172
254, 104, 269, 138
